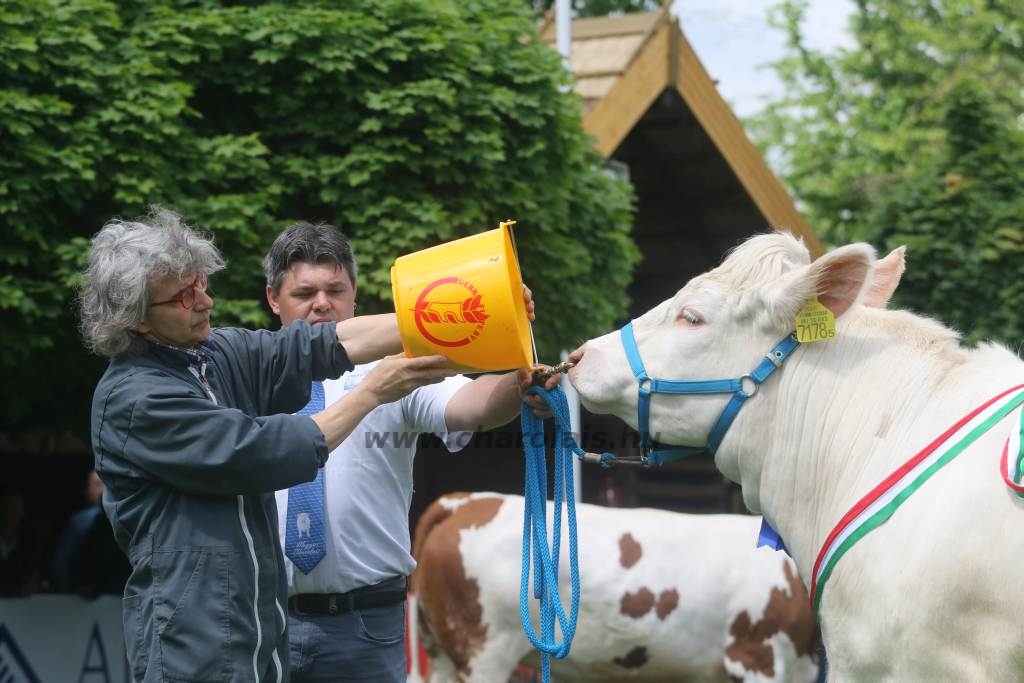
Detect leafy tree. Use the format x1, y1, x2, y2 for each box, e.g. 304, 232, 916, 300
751, 0, 1023, 344
0, 0, 637, 439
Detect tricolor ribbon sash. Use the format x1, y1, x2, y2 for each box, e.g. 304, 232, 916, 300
1000, 405, 1024, 494
810, 384, 1024, 616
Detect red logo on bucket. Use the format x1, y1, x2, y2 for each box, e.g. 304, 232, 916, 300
413, 277, 489, 347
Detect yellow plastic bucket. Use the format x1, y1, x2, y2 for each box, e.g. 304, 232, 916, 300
390, 221, 536, 373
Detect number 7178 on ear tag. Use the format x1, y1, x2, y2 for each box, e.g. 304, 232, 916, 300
795, 299, 837, 343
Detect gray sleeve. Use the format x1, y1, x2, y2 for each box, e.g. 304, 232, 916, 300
105, 385, 328, 497
212, 321, 353, 415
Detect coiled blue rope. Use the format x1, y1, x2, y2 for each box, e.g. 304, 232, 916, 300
519, 385, 585, 682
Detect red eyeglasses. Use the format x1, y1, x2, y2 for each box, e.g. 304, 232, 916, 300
150, 273, 209, 310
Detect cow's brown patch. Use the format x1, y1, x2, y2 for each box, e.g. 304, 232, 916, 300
724, 559, 819, 677
410, 492, 472, 590
769, 561, 819, 657
613, 646, 649, 669
619, 587, 655, 618
618, 532, 642, 568
413, 494, 504, 679
725, 611, 774, 676
655, 589, 679, 620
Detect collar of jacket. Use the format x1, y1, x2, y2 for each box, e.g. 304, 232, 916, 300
147, 338, 218, 372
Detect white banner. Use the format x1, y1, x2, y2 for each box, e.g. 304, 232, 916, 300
0, 595, 127, 683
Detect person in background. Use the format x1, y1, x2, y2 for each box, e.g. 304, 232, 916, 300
72, 495, 133, 598
0, 488, 43, 597
79, 207, 454, 683
50, 469, 104, 593
264, 222, 557, 682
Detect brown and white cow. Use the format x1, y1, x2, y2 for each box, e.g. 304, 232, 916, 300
569, 232, 1024, 681
411, 492, 819, 682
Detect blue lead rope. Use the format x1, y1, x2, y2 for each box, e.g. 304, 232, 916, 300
519, 386, 584, 682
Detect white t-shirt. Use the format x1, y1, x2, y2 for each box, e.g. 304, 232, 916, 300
276, 361, 472, 595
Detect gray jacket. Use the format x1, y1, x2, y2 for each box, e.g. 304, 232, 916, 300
92, 322, 352, 683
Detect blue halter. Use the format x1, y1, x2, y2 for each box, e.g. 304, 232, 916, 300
619, 322, 801, 465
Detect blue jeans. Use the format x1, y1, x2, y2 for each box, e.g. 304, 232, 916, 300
288, 601, 407, 682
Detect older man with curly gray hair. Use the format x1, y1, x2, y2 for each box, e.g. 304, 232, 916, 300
79, 207, 455, 683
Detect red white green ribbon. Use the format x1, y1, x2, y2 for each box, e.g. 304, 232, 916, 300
1000, 405, 1024, 494
810, 384, 1024, 616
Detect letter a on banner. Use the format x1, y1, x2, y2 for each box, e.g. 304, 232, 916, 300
78, 624, 111, 683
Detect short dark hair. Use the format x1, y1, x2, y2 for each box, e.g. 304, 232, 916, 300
263, 222, 357, 292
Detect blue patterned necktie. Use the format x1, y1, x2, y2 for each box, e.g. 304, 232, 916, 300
285, 381, 327, 574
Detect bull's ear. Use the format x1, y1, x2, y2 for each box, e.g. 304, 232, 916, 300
862, 246, 906, 308
762, 243, 875, 328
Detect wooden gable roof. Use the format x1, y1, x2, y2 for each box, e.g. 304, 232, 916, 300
541, 8, 823, 258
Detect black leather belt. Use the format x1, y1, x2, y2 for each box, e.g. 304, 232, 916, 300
288, 576, 408, 617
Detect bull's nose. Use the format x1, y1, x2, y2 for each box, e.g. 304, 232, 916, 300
567, 345, 585, 365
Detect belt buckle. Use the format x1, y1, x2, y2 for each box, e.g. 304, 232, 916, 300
327, 595, 339, 615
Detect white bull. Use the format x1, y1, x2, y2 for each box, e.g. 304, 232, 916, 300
568, 232, 1024, 681
411, 492, 819, 682
296, 511, 311, 537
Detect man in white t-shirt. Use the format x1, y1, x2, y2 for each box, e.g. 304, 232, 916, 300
264, 222, 555, 682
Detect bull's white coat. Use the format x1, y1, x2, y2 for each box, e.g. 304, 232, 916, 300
415, 492, 818, 683
570, 232, 1024, 682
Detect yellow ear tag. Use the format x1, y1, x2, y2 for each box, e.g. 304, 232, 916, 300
795, 298, 837, 343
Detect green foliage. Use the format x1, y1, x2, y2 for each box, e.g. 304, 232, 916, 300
750, 0, 1023, 344
531, 0, 660, 17
0, 0, 637, 437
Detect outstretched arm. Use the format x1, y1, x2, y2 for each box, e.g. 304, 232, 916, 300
335, 313, 404, 365
312, 353, 457, 450
444, 369, 561, 433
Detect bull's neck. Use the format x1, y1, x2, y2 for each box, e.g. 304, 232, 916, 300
725, 312, 1012, 579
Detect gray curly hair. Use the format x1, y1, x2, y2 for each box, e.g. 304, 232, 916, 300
78, 206, 226, 358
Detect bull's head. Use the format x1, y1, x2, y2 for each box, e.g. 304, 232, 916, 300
569, 232, 903, 505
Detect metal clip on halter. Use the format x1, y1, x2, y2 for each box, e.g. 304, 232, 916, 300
579, 451, 648, 468
533, 361, 575, 380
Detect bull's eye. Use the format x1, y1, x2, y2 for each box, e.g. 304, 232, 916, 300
678, 307, 704, 326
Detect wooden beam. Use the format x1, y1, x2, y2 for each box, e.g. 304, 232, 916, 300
669, 26, 824, 257
583, 20, 673, 158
